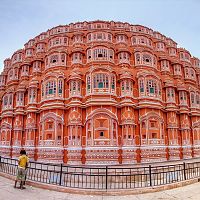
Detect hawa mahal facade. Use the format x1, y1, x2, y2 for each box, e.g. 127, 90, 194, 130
0, 20, 200, 165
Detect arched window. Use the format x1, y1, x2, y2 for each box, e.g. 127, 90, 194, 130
156, 42, 165, 51
111, 75, 115, 91
116, 34, 127, 43
21, 65, 29, 77
73, 35, 83, 44
179, 91, 187, 105
3, 96, 8, 106
180, 52, 191, 62
132, 37, 137, 44
50, 55, 59, 64
93, 73, 109, 89
118, 52, 130, 64
36, 43, 45, 53
87, 47, 114, 62
185, 68, 189, 78
166, 88, 175, 103
168, 48, 177, 56
42, 84, 44, 98
196, 94, 200, 107
135, 52, 156, 68
33, 61, 41, 73
190, 68, 196, 80
8, 69, 13, 81
184, 67, 196, 80
46, 53, 66, 69
121, 80, 133, 96
194, 59, 200, 68
87, 49, 92, 60
135, 53, 141, 65
143, 54, 152, 65
139, 79, 144, 94
29, 88, 37, 103
94, 49, 107, 59
7, 68, 18, 81
46, 80, 56, 96
39, 34, 46, 40
191, 92, 195, 105
69, 80, 81, 96
174, 64, 182, 76
16, 92, 24, 106
27, 40, 34, 48
87, 32, 112, 42
4, 59, 11, 69
12, 52, 23, 64
3, 94, 13, 110
88, 34, 91, 41
87, 72, 116, 95
42, 78, 63, 100
25, 49, 33, 57
138, 77, 161, 98
146, 80, 157, 96
48, 37, 68, 49
189, 91, 200, 108
0, 75, 5, 86
72, 53, 82, 64
9, 94, 12, 106
14, 68, 18, 79
87, 76, 91, 93
61, 54, 65, 63
58, 79, 63, 96
161, 60, 170, 72
132, 36, 152, 47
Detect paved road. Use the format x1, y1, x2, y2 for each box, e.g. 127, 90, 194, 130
0, 175, 200, 200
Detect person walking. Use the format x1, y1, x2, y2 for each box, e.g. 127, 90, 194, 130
14, 149, 29, 189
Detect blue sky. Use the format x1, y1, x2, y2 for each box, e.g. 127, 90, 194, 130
0, 0, 200, 72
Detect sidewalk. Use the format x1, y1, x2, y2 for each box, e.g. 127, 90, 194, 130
0, 175, 200, 200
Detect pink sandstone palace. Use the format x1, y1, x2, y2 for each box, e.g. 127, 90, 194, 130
0, 20, 200, 165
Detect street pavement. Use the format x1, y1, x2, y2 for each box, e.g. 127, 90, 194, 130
0, 175, 200, 200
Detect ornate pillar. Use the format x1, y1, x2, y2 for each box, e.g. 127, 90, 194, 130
81, 108, 86, 164
63, 110, 68, 163
178, 113, 183, 159
164, 112, 169, 160
34, 113, 39, 161
190, 115, 194, 158
10, 116, 14, 158
135, 109, 141, 163
117, 108, 122, 164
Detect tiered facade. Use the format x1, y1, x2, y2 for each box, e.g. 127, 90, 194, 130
0, 20, 200, 164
